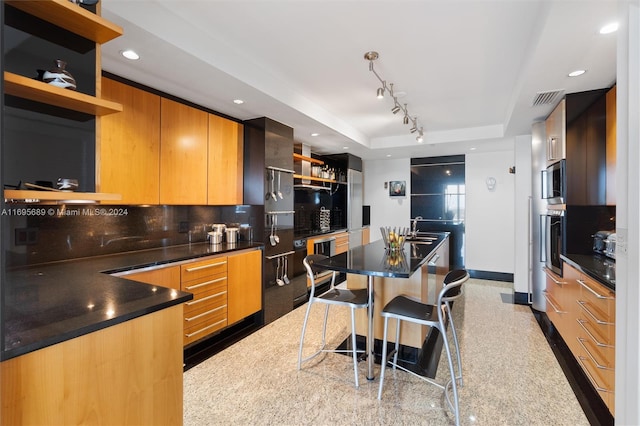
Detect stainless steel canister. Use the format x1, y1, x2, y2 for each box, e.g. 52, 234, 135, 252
208, 231, 223, 245
225, 228, 239, 244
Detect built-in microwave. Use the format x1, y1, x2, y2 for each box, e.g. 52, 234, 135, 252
542, 159, 566, 205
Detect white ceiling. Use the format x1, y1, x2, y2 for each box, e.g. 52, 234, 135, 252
100, 0, 618, 161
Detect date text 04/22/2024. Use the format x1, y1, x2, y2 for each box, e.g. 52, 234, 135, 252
1, 207, 129, 217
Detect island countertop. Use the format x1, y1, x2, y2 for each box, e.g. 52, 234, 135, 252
316, 232, 448, 278
2, 241, 262, 361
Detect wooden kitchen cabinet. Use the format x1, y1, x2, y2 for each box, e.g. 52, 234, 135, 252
125, 264, 180, 290
99, 78, 161, 204
227, 249, 263, 325
160, 98, 209, 205
555, 262, 616, 416
208, 114, 244, 205
181, 256, 229, 346
565, 92, 607, 205
1, 305, 184, 425
573, 265, 615, 414
605, 85, 616, 206
334, 231, 349, 254
122, 250, 262, 347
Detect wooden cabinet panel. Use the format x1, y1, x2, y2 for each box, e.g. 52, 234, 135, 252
565, 93, 607, 205
561, 262, 615, 416
181, 257, 228, 282
334, 232, 349, 255
160, 98, 208, 205
1, 306, 183, 426
227, 249, 263, 325
99, 78, 161, 204
208, 114, 244, 205
606, 86, 616, 205
124, 265, 180, 290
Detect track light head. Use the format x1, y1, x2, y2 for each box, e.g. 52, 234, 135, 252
391, 104, 401, 114
416, 128, 424, 143
376, 87, 384, 99
403, 115, 409, 125
410, 125, 417, 133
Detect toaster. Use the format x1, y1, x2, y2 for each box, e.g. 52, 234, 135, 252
592, 230, 612, 256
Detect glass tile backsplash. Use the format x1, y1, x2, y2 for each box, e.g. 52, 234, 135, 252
3, 204, 264, 267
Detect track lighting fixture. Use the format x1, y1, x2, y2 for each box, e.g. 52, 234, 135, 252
364, 50, 425, 143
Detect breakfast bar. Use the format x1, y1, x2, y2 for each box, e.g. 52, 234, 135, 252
315, 232, 450, 380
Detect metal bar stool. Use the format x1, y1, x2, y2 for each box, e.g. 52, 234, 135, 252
298, 254, 370, 387
377, 269, 469, 425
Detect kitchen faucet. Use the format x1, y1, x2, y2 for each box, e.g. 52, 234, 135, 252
411, 216, 423, 237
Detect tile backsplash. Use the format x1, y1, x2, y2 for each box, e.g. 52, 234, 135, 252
3, 204, 264, 268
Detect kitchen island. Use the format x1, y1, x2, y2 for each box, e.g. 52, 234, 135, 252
317, 232, 450, 379
1, 241, 261, 425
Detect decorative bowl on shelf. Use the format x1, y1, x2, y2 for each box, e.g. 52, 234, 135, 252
380, 226, 409, 251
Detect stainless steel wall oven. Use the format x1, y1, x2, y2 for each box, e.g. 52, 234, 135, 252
541, 209, 565, 275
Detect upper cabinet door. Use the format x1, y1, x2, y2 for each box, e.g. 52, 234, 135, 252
99, 78, 161, 204
160, 98, 208, 205
208, 114, 244, 205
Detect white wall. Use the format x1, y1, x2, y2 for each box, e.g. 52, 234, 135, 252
465, 150, 515, 273
362, 148, 518, 276
363, 158, 411, 241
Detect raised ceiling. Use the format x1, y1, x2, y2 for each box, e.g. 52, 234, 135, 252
100, 0, 617, 160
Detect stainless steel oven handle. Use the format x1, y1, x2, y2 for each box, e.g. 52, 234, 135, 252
542, 267, 565, 285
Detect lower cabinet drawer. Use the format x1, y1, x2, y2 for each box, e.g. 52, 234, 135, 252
184, 309, 228, 346
183, 278, 227, 314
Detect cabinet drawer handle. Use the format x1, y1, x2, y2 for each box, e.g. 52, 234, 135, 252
185, 291, 227, 306
185, 276, 227, 290
184, 304, 227, 322
543, 291, 565, 313
185, 319, 227, 337
576, 300, 614, 325
185, 261, 227, 272
428, 254, 440, 266
576, 318, 614, 348
577, 279, 614, 300
576, 337, 613, 370
576, 356, 613, 393
336, 242, 349, 247
542, 267, 565, 285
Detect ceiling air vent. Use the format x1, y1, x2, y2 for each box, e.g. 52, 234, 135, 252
532, 90, 563, 106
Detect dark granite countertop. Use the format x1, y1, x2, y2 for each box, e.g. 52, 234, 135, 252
2, 241, 263, 361
316, 233, 448, 278
561, 253, 615, 291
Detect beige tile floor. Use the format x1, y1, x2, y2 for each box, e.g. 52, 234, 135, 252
184, 278, 588, 425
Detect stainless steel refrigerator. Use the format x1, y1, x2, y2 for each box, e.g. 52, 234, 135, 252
347, 168, 364, 248
530, 121, 547, 311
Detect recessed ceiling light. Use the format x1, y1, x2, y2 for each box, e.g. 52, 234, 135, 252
568, 69, 586, 77
233, 99, 244, 104
386, 154, 392, 157
600, 22, 619, 34
470, 147, 476, 151
120, 49, 140, 60
343, 146, 349, 150
311, 133, 319, 137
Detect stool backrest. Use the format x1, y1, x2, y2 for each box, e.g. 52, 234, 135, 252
440, 269, 469, 302
303, 254, 336, 295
